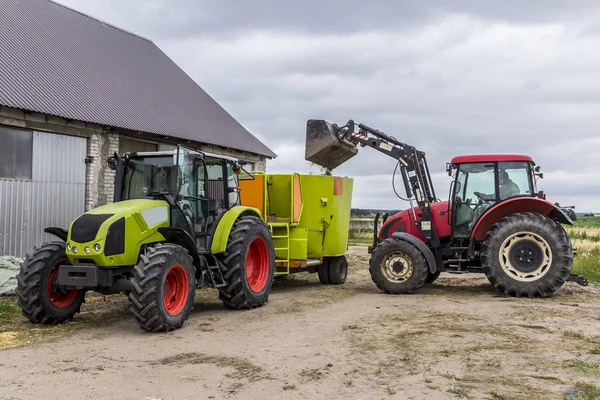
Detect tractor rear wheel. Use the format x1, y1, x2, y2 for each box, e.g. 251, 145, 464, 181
16, 241, 85, 325
480, 212, 573, 298
129, 244, 196, 332
217, 216, 275, 310
369, 238, 429, 294
318, 256, 348, 285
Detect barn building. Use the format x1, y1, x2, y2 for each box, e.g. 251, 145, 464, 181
0, 0, 276, 258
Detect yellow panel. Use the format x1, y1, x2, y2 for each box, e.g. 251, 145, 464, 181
239, 175, 264, 218
293, 174, 302, 223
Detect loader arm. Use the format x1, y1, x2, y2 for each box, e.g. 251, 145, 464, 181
306, 119, 439, 247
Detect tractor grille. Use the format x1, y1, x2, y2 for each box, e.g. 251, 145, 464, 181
71, 214, 113, 243
105, 217, 125, 256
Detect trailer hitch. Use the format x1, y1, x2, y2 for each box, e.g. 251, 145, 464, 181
567, 273, 589, 287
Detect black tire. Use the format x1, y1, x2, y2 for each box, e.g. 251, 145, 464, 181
425, 270, 441, 284
129, 244, 196, 332
217, 216, 275, 309
318, 258, 331, 284
16, 241, 85, 325
480, 212, 573, 298
327, 256, 348, 285
369, 238, 429, 294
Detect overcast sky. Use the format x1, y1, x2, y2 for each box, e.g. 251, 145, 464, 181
56, 0, 600, 211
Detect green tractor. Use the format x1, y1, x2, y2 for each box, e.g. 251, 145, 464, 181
16, 146, 276, 332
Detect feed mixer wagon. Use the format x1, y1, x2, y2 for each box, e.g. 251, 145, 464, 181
238, 171, 353, 284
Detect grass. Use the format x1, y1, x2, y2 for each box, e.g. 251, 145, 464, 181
572, 250, 600, 284
447, 385, 470, 398
0, 299, 20, 323
348, 229, 373, 245
564, 359, 600, 377
157, 352, 265, 380
0, 293, 132, 349
564, 382, 600, 400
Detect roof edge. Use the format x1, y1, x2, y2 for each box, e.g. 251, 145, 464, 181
48, 0, 153, 43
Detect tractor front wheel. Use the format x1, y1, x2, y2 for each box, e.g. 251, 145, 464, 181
369, 238, 429, 294
217, 216, 275, 309
16, 241, 85, 324
480, 212, 573, 297
129, 244, 196, 332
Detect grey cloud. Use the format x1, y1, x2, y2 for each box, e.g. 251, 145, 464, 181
55, 0, 600, 209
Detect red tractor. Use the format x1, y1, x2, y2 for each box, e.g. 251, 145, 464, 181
306, 119, 587, 297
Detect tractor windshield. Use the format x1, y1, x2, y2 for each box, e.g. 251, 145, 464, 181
122, 155, 178, 200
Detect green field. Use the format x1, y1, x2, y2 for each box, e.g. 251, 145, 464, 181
348, 215, 600, 283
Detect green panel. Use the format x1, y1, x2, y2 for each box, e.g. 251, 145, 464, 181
298, 175, 353, 257
265, 174, 354, 259
288, 227, 307, 260
322, 177, 354, 256
266, 174, 292, 220
66, 199, 170, 267
210, 206, 262, 254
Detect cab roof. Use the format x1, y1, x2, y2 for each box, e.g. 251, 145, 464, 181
450, 154, 534, 164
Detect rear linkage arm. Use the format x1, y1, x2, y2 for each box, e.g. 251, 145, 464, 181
567, 273, 589, 286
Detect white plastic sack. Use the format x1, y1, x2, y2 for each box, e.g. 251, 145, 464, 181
0, 256, 21, 296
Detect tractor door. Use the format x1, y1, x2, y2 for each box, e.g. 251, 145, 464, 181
451, 162, 497, 238
176, 146, 215, 251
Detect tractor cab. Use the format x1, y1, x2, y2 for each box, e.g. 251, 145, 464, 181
448, 155, 541, 238
111, 145, 248, 252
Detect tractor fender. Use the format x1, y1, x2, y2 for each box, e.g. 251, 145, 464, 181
157, 227, 202, 271
44, 227, 68, 242
471, 197, 573, 241
391, 232, 438, 274
210, 206, 263, 254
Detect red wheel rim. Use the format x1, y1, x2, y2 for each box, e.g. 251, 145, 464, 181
246, 236, 269, 293
46, 260, 78, 309
163, 264, 189, 316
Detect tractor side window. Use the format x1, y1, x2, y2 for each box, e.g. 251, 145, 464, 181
206, 158, 225, 208
497, 161, 531, 200
227, 163, 240, 208
453, 163, 496, 238
197, 163, 206, 198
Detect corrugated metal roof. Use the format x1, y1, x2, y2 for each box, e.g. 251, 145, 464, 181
0, 0, 276, 158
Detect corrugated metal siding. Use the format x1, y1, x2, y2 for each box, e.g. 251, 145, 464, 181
0, 0, 276, 158
0, 132, 86, 258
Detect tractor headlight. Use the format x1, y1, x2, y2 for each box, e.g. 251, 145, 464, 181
94, 244, 101, 252
84, 247, 91, 255
66, 243, 71, 251
72, 246, 78, 254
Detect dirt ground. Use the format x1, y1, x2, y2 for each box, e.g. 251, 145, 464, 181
1, 245, 600, 400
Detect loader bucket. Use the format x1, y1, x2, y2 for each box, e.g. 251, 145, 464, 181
305, 119, 358, 171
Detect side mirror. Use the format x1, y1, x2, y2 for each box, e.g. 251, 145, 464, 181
535, 166, 541, 172
538, 172, 544, 179
446, 163, 453, 176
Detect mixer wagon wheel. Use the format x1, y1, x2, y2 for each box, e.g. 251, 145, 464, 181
480, 212, 573, 298
368, 238, 429, 294
217, 216, 275, 310
16, 241, 85, 325
129, 243, 196, 332
318, 259, 331, 284
325, 256, 348, 285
